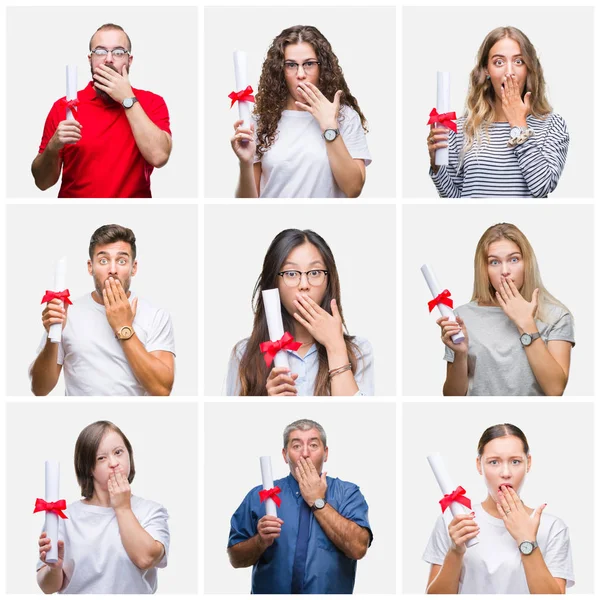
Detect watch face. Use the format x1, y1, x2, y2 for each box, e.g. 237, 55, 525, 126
119, 326, 133, 339
324, 129, 337, 141
123, 98, 133, 108
521, 333, 532, 346
520, 541, 534, 555
314, 498, 325, 509
510, 127, 521, 139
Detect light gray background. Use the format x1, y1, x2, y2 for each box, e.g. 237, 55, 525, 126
6, 6, 198, 198
204, 401, 396, 594
6, 401, 198, 594
402, 401, 594, 594
402, 6, 594, 198
402, 204, 594, 396
204, 204, 396, 396
204, 6, 396, 198
7, 204, 198, 396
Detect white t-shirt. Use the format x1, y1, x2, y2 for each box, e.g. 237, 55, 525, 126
422, 503, 575, 593
32, 292, 175, 396
255, 105, 371, 198
36, 495, 170, 594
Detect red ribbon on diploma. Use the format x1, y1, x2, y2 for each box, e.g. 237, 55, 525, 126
228, 86, 256, 108
427, 108, 457, 133
260, 332, 302, 367
428, 289, 454, 313
439, 486, 472, 513
41, 290, 73, 306
33, 498, 69, 519
259, 486, 282, 507
61, 98, 80, 120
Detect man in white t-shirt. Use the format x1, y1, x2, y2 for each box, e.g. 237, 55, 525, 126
30, 224, 175, 396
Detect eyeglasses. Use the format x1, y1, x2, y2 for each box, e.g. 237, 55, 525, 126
283, 60, 321, 74
278, 269, 328, 287
91, 47, 130, 58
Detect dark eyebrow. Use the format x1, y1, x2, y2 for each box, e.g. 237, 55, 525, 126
96, 251, 130, 257
491, 54, 523, 59
290, 437, 320, 443
487, 252, 521, 259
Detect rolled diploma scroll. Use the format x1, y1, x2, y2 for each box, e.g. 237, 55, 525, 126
49, 257, 67, 343
45, 460, 61, 562
260, 456, 278, 517
427, 453, 479, 548
262, 288, 291, 369
435, 71, 450, 166
66, 66, 77, 120
421, 263, 464, 344
233, 50, 252, 129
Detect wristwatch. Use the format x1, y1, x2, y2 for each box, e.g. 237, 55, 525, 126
311, 498, 327, 512
122, 97, 138, 109
510, 126, 527, 139
323, 128, 340, 142
507, 126, 534, 147
520, 331, 541, 347
519, 540, 538, 555
116, 325, 135, 341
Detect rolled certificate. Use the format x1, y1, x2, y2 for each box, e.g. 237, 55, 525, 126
45, 460, 60, 562
66, 66, 77, 120
233, 50, 252, 129
262, 288, 291, 369
435, 72, 450, 166
421, 263, 465, 344
427, 453, 479, 548
49, 257, 67, 344
260, 456, 278, 517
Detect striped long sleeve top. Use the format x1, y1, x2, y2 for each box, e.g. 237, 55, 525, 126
430, 113, 569, 198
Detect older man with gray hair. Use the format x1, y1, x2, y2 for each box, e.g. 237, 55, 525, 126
227, 418, 372, 593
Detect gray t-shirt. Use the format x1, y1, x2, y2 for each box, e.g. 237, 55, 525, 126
444, 302, 575, 396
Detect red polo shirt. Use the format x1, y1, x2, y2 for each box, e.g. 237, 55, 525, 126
39, 82, 171, 198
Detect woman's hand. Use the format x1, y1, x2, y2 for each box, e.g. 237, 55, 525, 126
230, 119, 256, 165
447, 512, 480, 555
500, 73, 531, 128
497, 484, 546, 546
427, 125, 449, 172
266, 367, 298, 396
38, 531, 65, 569
496, 277, 539, 332
108, 466, 132, 512
436, 316, 469, 355
295, 82, 341, 132
293, 294, 344, 352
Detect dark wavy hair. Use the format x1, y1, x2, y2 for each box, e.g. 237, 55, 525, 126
236, 229, 361, 396
254, 25, 368, 157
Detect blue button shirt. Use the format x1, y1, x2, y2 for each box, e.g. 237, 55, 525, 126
228, 474, 373, 594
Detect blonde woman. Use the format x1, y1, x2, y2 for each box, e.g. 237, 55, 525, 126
437, 223, 574, 396
427, 26, 569, 198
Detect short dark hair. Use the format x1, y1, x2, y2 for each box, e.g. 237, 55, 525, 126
89, 224, 137, 261
74, 421, 135, 499
89, 23, 132, 52
477, 423, 530, 457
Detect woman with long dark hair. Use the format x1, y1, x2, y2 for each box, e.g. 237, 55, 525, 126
225, 229, 373, 396
230, 25, 370, 198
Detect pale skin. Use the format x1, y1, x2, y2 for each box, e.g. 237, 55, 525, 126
30, 241, 174, 396
426, 435, 566, 594
231, 41, 365, 198
227, 428, 370, 568
438, 239, 571, 396
37, 430, 165, 593
31, 28, 171, 191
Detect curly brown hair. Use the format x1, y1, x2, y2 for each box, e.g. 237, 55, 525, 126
254, 25, 368, 157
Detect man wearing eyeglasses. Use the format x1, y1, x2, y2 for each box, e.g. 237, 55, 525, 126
32, 23, 172, 198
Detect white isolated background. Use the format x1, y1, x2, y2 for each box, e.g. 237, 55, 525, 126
204, 401, 396, 594
402, 401, 594, 594
204, 6, 396, 198
402, 6, 593, 198
402, 204, 594, 396
6, 6, 198, 198
204, 203, 396, 396
6, 401, 198, 594
6, 204, 198, 396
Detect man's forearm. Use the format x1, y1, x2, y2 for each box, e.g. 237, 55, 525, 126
37, 565, 64, 594
426, 550, 463, 593
522, 549, 563, 593
227, 535, 267, 568
124, 103, 171, 167
313, 504, 370, 560
115, 507, 164, 570
31, 148, 62, 191
30, 340, 61, 396
120, 336, 174, 396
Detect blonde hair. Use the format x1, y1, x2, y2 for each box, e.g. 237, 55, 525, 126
472, 223, 569, 324
463, 26, 552, 154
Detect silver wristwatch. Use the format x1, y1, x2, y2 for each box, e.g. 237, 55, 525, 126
122, 97, 138, 109
520, 332, 541, 347
519, 540, 538, 555
323, 128, 340, 142
311, 498, 327, 512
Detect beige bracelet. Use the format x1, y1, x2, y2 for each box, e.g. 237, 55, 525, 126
507, 128, 534, 147
329, 363, 352, 379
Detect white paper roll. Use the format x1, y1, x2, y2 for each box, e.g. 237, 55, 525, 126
44, 460, 61, 562
260, 456, 278, 517
427, 453, 479, 548
421, 263, 465, 344
66, 66, 77, 120
435, 71, 450, 166
48, 257, 67, 344
262, 288, 291, 369
233, 50, 252, 129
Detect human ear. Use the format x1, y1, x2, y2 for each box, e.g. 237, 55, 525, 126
476, 456, 482, 476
